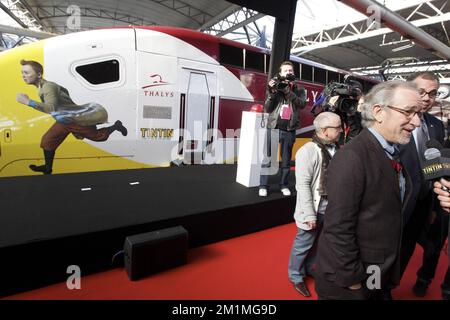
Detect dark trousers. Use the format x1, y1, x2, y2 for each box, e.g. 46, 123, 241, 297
315, 273, 396, 300
416, 210, 450, 288
259, 128, 296, 188
315, 272, 371, 300
399, 194, 432, 278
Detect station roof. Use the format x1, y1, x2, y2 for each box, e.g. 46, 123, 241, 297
291, 0, 449, 71
8, 0, 236, 32
1, 0, 449, 79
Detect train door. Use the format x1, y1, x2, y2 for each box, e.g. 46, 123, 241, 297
178, 64, 217, 164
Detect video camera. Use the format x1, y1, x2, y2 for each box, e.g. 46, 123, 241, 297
311, 76, 363, 117
272, 73, 296, 92
311, 75, 364, 144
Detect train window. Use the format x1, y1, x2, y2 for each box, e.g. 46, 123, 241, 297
75, 59, 120, 85
245, 50, 265, 72
290, 61, 300, 79
328, 71, 339, 83
314, 67, 326, 84
220, 44, 243, 68
301, 64, 313, 82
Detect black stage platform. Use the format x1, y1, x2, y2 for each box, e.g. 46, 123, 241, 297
0, 164, 295, 297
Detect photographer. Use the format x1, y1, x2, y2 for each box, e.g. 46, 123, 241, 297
259, 61, 307, 197
311, 78, 363, 145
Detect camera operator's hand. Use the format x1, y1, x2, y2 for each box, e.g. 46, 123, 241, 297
305, 220, 317, 230
268, 78, 277, 88
268, 78, 278, 94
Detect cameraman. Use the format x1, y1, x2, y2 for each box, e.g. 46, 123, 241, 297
259, 61, 307, 197
311, 79, 363, 145
343, 93, 364, 144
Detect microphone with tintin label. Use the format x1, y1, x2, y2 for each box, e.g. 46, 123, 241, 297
422, 145, 450, 191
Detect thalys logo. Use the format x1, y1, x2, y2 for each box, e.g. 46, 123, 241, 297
141, 74, 171, 89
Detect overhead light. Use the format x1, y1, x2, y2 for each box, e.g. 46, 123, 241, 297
392, 43, 415, 52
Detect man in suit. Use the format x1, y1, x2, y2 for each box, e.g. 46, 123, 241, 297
398, 72, 448, 298
314, 80, 421, 300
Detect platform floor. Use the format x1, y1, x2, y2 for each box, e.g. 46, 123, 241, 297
0, 164, 296, 296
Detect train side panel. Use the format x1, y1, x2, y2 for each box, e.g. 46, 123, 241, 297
0, 41, 46, 177
0, 29, 147, 178
43, 29, 141, 173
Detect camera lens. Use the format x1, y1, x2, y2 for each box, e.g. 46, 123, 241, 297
286, 74, 295, 81
277, 82, 288, 91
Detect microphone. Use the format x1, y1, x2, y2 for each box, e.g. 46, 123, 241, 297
422, 147, 450, 192
424, 148, 441, 161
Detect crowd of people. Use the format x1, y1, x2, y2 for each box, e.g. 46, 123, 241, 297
258, 61, 450, 300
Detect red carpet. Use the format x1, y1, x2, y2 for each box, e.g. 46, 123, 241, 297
3, 223, 448, 300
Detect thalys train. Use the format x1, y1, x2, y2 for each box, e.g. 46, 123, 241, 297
0, 26, 377, 178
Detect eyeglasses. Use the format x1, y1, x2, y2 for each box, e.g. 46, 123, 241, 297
324, 125, 343, 131
418, 89, 438, 99
385, 105, 421, 119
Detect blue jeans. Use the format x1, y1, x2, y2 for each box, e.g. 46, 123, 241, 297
260, 128, 296, 188
288, 213, 324, 283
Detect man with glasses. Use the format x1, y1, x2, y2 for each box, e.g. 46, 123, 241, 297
288, 112, 341, 297
396, 72, 448, 299
314, 81, 420, 300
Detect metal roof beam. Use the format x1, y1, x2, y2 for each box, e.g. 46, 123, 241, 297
31, 5, 157, 30
199, 4, 241, 30
292, 0, 450, 57
0, 0, 46, 31
202, 7, 264, 37
339, 0, 450, 59
150, 0, 213, 26
292, 12, 450, 55
243, 24, 251, 44
0, 23, 55, 38
17, 0, 49, 31
0, 1, 27, 28
351, 59, 450, 81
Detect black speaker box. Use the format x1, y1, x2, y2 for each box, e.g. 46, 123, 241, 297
124, 226, 188, 281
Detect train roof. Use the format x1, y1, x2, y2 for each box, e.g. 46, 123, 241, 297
126, 26, 378, 83
1, 24, 377, 84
